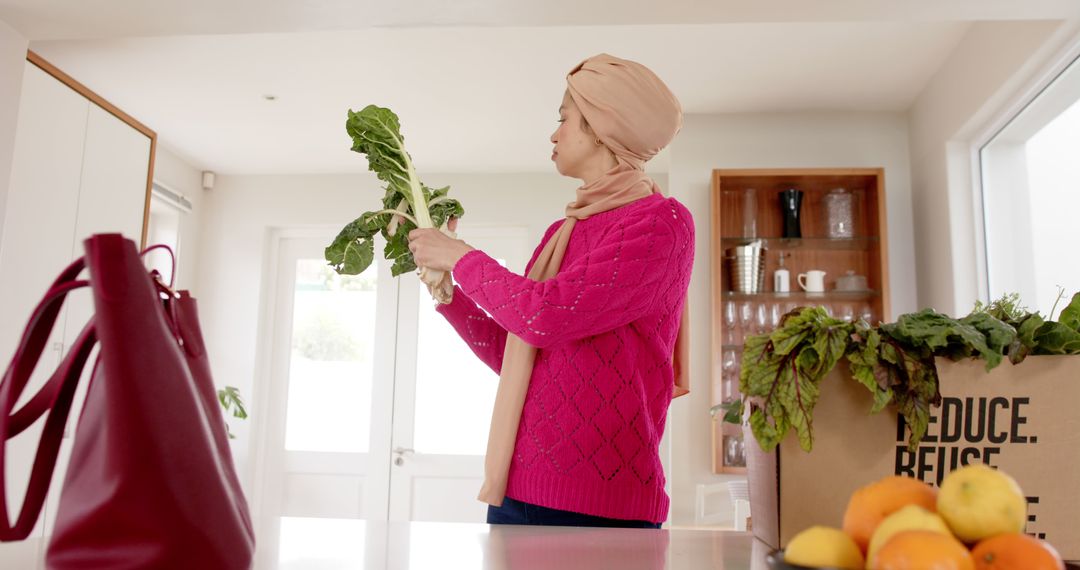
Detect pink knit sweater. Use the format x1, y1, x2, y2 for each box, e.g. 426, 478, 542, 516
436, 192, 694, 523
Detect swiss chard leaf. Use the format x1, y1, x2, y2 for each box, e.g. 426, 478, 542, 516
330, 105, 465, 281
1032, 321, 1080, 355
958, 312, 1015, 371
1057, 292, 1080, 332
738, 293, 1080, 456
739, 307, 852, 452
325, 213, 381, 275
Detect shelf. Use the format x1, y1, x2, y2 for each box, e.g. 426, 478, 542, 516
720, 290, 880, 301
720, 236, 879, 251
711, 169, 890, 477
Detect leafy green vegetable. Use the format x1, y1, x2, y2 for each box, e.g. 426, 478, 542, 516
969, 292, 1080, 362
711, 400, 745, 425
722, 292, 1080, 454
217, 385, 248, 440
326, 105, 465, 302
849, 317, 942, 450
1031, 320, 1080, 354
1056, 292, 1080, 333
738, 307, 852, 452
971, 292, 1030, 324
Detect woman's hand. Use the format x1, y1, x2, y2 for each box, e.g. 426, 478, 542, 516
409, 218, 473, 273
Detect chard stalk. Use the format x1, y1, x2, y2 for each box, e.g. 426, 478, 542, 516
372, 116, 451, 300
366, 206, 418, 228
369, 114, 434, 228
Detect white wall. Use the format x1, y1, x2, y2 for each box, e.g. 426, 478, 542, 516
193, 171, 677, 498
0, 27, 34, 567
908, 19, 1071, 315
152, 144, 206, 291
0, 19, 27, 249
665, 111, 917, 526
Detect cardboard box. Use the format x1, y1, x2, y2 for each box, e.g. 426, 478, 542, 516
748, 355, 1080, 560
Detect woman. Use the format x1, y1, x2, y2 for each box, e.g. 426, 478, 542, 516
408, 53, 694, 528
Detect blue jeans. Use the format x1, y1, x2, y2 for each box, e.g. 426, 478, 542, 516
487, 496, 662, 529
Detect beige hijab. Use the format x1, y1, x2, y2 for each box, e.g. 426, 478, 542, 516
478, 54, 690, 506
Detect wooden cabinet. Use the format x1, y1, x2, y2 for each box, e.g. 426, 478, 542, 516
710, 168, 890, 474
0, 52, 154, 546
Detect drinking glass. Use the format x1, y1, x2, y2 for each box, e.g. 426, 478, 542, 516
859, 303, 874, 323
839, 304, 854, 322
742, 188, 758, 238
755, 303, 768, 335
723, 300, 738, 345
739, 301, 754, 341
722, 348, 738, 401
725, 435, 739, 467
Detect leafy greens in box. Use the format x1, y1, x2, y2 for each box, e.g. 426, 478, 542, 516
719, 292, 1080, 454
325, 105, 465, 303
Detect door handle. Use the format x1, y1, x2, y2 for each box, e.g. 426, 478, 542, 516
393, 447, 414, 466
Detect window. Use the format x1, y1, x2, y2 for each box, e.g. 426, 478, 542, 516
980, 52, 1080, 315
284, 259, 377, 453
145, 181, 191, 284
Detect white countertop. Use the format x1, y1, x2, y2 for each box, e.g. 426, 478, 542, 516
2, 518, 772, 569
262, 519, 768, 569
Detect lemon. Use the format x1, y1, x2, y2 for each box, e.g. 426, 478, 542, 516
866, 504, 952, 568
938, 464, 1027, 543
785, 526, 865, 570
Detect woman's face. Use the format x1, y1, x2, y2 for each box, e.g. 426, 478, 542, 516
550, 91, 604, 179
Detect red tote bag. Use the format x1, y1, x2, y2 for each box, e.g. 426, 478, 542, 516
0, 234, 254, 569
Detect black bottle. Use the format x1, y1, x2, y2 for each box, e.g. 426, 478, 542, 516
780, 188, 804, 238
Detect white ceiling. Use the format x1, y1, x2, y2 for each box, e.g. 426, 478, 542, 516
3, 0, 1077, 40
5, 0, 1078, 175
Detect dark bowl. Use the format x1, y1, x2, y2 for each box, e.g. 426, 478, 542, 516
769, 549, 1080, 569
766, 550, 848, 570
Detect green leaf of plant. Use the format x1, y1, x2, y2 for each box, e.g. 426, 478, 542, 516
391, 254, 417, 277
1032, 320, 1080, 354
748, 407, 784, 453
714, 400, 744, 425
739, 292, 1080, 456
880, 309, 955, 351
739, 308, 846, 453
332, 105, 466, 277
1058, 292, 1080, 332
955, 312, 1010, 371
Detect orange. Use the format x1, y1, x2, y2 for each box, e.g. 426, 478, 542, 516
971, 533, 1065, 570
842, 475, 939, 553
872, 530, 975, 570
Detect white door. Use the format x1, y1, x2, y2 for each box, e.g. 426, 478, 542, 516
0, 62, 153, 565
257, 226, 530, 532
258, 233, 398, 526
42, 101, 154, 539
387, 225, 529, 522
0, 61, 88, 562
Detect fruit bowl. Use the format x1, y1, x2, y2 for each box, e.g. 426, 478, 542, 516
769, 549, 1080, 570
766, 550, 845, 570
